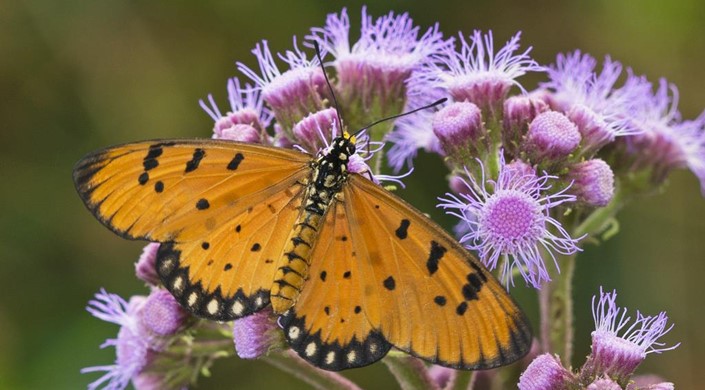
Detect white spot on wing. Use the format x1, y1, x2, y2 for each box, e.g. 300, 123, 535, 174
369, 343, 377, 354
288, 326, 300, 340
172, 276, 184, 292
232, 300, 244, 316
187, 291, 198, 307
207, 298, 219, 315
347, 350, 357, 363
325, 351, 336, 365
305, 342, 317, 357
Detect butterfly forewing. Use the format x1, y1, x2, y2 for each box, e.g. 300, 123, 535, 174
343, 175, 532, 369
73, 139, 310, 241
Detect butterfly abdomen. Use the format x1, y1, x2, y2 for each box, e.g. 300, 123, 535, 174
270, 138, 353, 313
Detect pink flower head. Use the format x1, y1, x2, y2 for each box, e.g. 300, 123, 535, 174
518, 353, 574, 390
82, 290, 153, 390
587, 288, 679, 382
200, 78, 272, 142
438, 154, 582, 288
421, 30, 542, 112
238, 39, 326, 129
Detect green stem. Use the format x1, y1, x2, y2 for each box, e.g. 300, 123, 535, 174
383, 354, 439, 390
540, 253, 577, 366
451, 371, 475, 390
263, 350, 362, 390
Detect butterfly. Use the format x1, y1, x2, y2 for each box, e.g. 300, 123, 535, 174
73, 127, 532, 371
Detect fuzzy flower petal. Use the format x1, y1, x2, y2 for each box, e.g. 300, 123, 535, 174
585, 287, 679, 382
542, 51, 649, 152
238, 39, 326, 129
82, 290, 152, 390
625, 79, 705, 194
418, 30, 542, 110
199, 78, 273, 141
438, 154, 582, 288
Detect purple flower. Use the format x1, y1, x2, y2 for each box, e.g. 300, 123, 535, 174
238, 40, 326, 129
567, 159, 615, 207
502, 95, 550, 156
542, 51, 648, 153
139, 289, 189, 337
625, 79, 705, 194
292, 108, 340, 153
134, 243, 160, 286
427, 365, 456, 389
81, 289, 153, 390
438, 154, 582, 288
518, 353, 574, 390
309, 7, 449, 128
432, 101, 485, 163
232, 308, 283, 359
587, 377, 622, 390
522, 111, 581, 163
200, 78, 272, 142
420, 30, 542, 112
386, 108, 442, 172
583, 288, 679, 384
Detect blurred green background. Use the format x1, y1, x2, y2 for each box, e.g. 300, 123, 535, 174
1, 0, 704, 388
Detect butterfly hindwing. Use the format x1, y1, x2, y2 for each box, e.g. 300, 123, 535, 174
279, 200, 391, 370
73, 139, 312, 320
156, 179, 307, 320
343, 175, 532, 369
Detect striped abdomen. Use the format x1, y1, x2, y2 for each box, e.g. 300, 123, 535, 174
270, 181, 338, 313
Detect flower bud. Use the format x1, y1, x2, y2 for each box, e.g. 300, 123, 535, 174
518, 353, 574, 390
523, 111, 581, 163
135, 243, 160, 286
232, 308, 283, 359
502, 95, 549, 155
567, 159, 614, 207
217, 123, 261, 143
140, 289, 189, 336
292, 108, 339, 153
432, 101, 484, 162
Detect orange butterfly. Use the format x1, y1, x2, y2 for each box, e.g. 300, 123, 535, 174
73, 128, 531, 371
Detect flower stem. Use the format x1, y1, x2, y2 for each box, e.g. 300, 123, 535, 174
539, 253, 576, 366
263, 350, 362, 390
383, 353, 439, 390
451, 371, 475, 390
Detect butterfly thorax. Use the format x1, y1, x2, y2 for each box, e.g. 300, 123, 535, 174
270, 135, 356, 313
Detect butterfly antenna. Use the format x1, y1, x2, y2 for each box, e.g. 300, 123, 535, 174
313, 41, 344, 136
352, 98, 448, 138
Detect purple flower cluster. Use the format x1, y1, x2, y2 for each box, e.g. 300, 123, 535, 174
82, 289, 190, 390
518, 288, 677, 389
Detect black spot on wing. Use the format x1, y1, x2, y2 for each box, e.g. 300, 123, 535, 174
185, 148, 205, 173
251, 243, 261, 252
320, 271, 327, 282
227, 152, 244, 170
138, 172, 149, 185
456, 302, 468, 316
154, 181, 164, 193
196, 198, 210, 210
383, 276, 396, 291
426, 241, 447, 276
434, 296, 447, 306
395, 219, 410, 239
